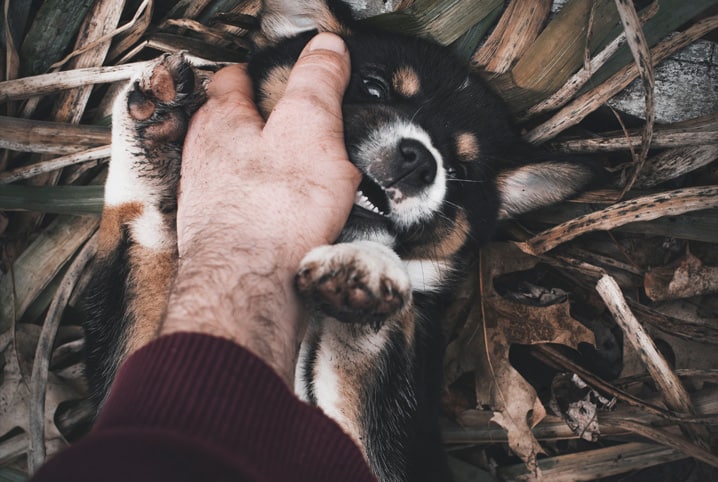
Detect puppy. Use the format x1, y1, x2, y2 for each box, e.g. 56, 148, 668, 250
84, 1, 601, 481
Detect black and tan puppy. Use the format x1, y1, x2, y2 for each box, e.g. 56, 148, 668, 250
84, 1, 601, 481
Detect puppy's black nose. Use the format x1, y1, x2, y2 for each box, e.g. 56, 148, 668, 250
398, 138, 437, 186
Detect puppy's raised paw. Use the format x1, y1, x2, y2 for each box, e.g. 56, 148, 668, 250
295, 241, 411, 328
107, 53, 208, 206
126, 53, 206, 143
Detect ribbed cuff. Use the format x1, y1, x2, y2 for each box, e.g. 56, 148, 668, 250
96, 333, 376, 481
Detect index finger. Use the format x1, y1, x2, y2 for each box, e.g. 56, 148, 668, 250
204, 63, 265, 129
265, 33, 351, 153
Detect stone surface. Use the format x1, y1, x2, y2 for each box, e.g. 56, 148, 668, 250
609, 39, 718, 123
345, 0, 401, 18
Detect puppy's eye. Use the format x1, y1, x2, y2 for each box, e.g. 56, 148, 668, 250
361, 76, 389, 100
447, 165, 468, 179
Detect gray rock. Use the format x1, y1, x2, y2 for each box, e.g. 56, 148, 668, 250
608, 39, 718, 123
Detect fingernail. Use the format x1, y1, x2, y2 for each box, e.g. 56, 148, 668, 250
307, 33, 347, 55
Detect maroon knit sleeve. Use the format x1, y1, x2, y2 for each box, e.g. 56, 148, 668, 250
32, 333, 377, 482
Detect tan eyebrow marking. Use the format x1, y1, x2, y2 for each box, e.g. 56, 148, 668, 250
392, 66, 421, 97
456, 132, 479, 161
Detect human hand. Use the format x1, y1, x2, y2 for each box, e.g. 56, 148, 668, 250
178, 33, 358, 255
161, 33, 359, 385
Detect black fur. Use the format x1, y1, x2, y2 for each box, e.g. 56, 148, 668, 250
83, 229, 133, 408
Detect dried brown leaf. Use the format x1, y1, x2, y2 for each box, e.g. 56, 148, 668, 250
645, 252, 718, 301
470, 244, 595, 470
0, 216, 99, 333
29, 233, 97, 472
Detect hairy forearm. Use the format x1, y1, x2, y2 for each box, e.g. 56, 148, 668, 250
161, 230, 304, 386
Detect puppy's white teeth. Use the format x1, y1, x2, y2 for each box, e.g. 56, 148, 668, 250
354, 190, 386, 216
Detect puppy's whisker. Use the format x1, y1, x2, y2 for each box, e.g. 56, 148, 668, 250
446, 179, 486, 183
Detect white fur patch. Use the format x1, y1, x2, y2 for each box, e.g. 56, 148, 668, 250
105, 82, 150, 207
497, 163, 591, 219
312, 338, 348, 428
364, 229, 395, 247
404, 258, 452, 293
341, 227, 395, 249
131, 207, 176, 251
105, 80, 169, 209
294, 335, 312, 402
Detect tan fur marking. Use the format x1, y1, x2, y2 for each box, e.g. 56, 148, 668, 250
314, 328, 364, 449
128, 98, 155, 121
407, 209, 470, 259
313, 3, 351, 36
392, 66, 421, 97
496, 162, 592, 219
143, 110, 186, 142
456, 132, 479, 161
97, 203, 144, 256
259, 65, 292, 117
125, 245, 177, 356
149, 64, 176, 102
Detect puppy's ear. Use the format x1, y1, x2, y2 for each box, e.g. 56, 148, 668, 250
260, 0, 353, 42
496, 160, 603, 219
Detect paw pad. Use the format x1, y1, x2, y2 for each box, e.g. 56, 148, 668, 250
125, 53, 205, 142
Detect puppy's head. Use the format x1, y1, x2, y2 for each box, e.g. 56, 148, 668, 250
249, 0, 600, 252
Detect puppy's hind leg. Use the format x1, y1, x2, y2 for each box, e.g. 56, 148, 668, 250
84, 54, 206, 406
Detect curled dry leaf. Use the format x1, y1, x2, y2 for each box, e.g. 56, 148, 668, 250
454, 243, 596, 471
645, 252, 718, 301
549, 373, 616, 442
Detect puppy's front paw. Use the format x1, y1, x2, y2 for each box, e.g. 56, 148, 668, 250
107, 53, 209, 211
295, 241, 411, 328
126, 53, 206, 143
104, 54, 209, 246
